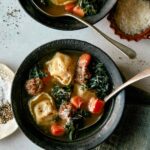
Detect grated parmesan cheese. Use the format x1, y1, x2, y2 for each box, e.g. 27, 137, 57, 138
0, 63, 18, 139
0, 76, 11, 106
114, 0, 150, 35
0, 69, 13, 124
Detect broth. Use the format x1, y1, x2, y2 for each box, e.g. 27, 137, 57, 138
33, 0, 101, 17
33, 0, 70, 15
25, 51, 111, 140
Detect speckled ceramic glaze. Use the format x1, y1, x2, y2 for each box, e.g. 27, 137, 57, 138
18, 0, 117, 30
11, 39, 125, 150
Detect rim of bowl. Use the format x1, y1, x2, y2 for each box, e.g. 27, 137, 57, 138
18, 0, 117, 30
11, 39, 125, 149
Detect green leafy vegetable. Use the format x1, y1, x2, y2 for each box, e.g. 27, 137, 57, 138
66, 109, 91, 140
66, 121, 76, 141
78, 109, 91, 118
51, 85, 72, 108
86, 62, 111, 99
29, 65, 47, 79
77, 0, 99, 16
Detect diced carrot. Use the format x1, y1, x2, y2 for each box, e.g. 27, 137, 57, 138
65, 3, 75, 13
88, 97, 105, 114
71, 96, 83, 108
50, 123, 65, 136
78, 53, 91, 67
73, 5, 85, 17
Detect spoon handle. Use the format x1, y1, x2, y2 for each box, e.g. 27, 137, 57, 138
68, 14, 136, 59
104, 68, 150, 102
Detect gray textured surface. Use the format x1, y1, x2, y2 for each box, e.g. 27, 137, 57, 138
95, 87, 150, 150
95, 105, 150, 150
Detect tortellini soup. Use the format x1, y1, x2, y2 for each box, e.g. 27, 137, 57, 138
33, 0, 101, 17
25, 52, 111, 140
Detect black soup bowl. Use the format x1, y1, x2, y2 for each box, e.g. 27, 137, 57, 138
11, 39, 125, 150
18, 0, 117, 30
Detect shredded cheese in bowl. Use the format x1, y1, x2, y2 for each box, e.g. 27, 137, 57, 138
0, 63, 18, 140
114, 0, 150, 35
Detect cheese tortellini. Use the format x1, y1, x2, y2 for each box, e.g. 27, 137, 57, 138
46, 52, 76, 86
28, 92, 57, 126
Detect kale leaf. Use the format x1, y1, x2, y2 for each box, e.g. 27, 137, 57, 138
86, 62, 111, 99
77, 0, 99, 16
51, 85, 72, 108
29, 65, 47, 79
66, 109, 91, 140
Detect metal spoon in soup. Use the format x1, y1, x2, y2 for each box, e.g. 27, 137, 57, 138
81, 67, 150, 130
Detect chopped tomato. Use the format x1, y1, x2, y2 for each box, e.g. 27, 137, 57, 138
73, 6, 85, 17
65, 3, 75, 13
88, 97, 105, 114
42, 74, 50, 85
41, 69, 51, 85
78, 53, 91, 67
71, 96, 83, 108
50, 123, 65, 136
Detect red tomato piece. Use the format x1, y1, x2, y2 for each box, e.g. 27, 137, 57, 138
71, 96, 83, 108
88, 97, 105, 114
65, 3, 75, 13
42, 74, 50, 85
50, 123, 65, 136
78, 53, 91, 67
73, 5, 85, 17
42, 69, 51, 85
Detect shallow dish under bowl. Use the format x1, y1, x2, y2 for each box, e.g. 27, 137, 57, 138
11, 39, 125, 150
18, 0, 117, 30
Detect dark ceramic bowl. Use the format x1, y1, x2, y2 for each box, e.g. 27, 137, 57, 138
18, 0, 117, 30
11, 39, 125, 150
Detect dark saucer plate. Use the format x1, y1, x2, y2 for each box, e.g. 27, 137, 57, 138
18, 0, 117, 30
11, 39, 125, 150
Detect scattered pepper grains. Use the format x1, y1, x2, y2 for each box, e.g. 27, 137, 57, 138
0, 102, 13, 124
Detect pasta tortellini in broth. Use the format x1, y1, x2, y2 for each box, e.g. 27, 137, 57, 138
29, 92, 57, 126
46, 52, 76, 86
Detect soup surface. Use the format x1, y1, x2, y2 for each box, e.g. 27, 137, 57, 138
34, 0, 101, 17
25, 52, 111, 140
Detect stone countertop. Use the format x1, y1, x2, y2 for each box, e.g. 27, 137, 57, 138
0, 0, 150, 149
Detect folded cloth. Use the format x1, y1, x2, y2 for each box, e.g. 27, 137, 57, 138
95, 86, 150, 150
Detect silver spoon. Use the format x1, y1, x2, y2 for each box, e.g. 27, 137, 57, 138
80, 68, 150, 130
31, 0, 136, 59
